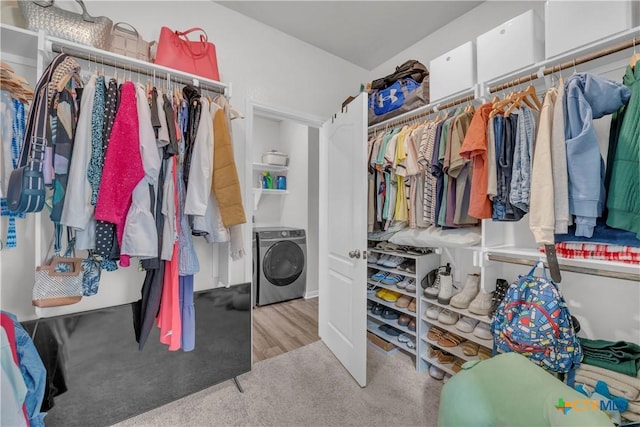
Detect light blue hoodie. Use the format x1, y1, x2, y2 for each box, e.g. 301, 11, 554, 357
564, 73, 631, 238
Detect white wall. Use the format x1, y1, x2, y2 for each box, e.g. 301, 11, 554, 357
1, 0, 368, 321
278, 120, 308, 230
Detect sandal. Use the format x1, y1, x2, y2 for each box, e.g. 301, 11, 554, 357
437, 332, 465, 348
438, 351, 455, 364
427, 326, 446, 341
428, 347, 443, 360
395, 295, 411, 308
461, 341, 480, 356
407, 298, 416, 313
452, 358, 465, 373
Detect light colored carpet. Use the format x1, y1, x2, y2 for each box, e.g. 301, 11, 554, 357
113, 341, 443, 427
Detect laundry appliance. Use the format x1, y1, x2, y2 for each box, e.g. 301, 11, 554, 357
253, 227, 307, 306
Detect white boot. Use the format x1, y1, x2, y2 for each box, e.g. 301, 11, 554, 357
450, 274, 480, 309
437, 272, 454, 305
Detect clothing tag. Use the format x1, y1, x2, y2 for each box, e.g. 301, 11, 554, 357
545, 244, 562, 283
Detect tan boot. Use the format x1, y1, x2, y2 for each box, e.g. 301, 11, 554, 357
450, 274, 480, 309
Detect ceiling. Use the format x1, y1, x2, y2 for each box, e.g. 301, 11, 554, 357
215, 1, 482, 70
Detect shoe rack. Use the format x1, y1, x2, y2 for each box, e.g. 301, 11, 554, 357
366, 247, 439, 372
420, 290, 493, 378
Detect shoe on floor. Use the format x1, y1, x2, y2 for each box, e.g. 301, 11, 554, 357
472, 322, 492, 340
455, 316, 479, 333
425, 305, 442, 320
450, 273, 480, 309
468, 290, 493, 316
429, 365, 445, 380
438, 309, 459, 325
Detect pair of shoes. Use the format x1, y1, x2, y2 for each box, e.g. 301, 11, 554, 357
407, 319, 416, 331
461, 341, 479, 356
407, 298, 416, 313
381, 308, 399, 320
455, 316, 479, 333
478, 346, 492, 360
427, 326, 447, 341
398, 314, 411, 326
450, 274, 481, 309
425, 305, 442, 320
378, 324, 401, 337
371, 303, 383, 316
472, 322, 492, 340
423, 264, 452, 300
437, 332, 464, 348
367, 251, 379, 264
377, 254, 404, 268
367, 300, 374, 311
376, 288, 401, 302
468, 290, 493, 316
438, 350, 455, 364
371, 271, 389, 282
397, 277, 415, 291
452, 358, 465, 373
395, 295, 411, 308
381, 273, 405, 286
398, 333, 415, 349
397, 261, 416, 274
438, 309, 459, 325
429, 365, 445, 380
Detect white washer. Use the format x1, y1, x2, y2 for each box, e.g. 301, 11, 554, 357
254, 227, 306, 306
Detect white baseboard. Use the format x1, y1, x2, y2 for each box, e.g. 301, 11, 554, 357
305, 290, 318, 299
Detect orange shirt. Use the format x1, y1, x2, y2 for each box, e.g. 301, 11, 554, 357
459, 103, 493, 219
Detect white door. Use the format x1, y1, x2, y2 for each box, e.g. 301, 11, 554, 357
318, 93, 368, 387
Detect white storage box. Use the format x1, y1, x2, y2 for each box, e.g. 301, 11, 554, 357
476, 10, 544, 83
430, 41, 476, 102
262, 150, 289, 166
545, 0, 637, 59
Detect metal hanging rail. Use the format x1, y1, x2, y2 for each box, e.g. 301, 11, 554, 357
489, 35, 640, 93
487, 253, 640, 282
367, 92, 477, 134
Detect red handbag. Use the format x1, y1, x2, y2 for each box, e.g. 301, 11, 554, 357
154, 27, 220, 81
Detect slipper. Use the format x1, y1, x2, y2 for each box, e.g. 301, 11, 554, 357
477, 347, 492, 360
428, 347, 443, 360
384, 242, 400, 251
395, 295, 411, 308
407, 298, 416, 313
438, 351, 455, 364
406, 339, 416, 349
437, 332, 464, 348
381, 308, 399, 320
383, 325, 401, 337
397, 314, 411, 327
380, 289, 401, 302
367, 284, 377, 294
375, 288, 389, 299
408, 319, 416, 331
461, 341, 479, 356
427, 326, 446, 341
398, 333, 412, 343
371, 303, 383, 316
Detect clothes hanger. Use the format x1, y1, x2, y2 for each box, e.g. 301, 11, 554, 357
630, 38, 640, 70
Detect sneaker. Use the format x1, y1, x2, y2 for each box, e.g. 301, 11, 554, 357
396, 277, 412, 289
438, 309, 459, 325
450, 273, 480, 309
383, 255, 405, 268
488, 279, 509, 317
425, 306, 442, 320
367, 251, 379, 264
468, 290, 493, 316
367, 284, 377, 294
376, 253, 391, 266
455, 316, 479, 333
381, 273, 404, 286
472, 322, 492, 340
429, 365, 445, 380
371, 271, 389, 282
404, 279, 417, 293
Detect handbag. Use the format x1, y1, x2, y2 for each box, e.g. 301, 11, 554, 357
18, 0, 113, 50
33, 225, 84, 307
109, 22, 154, 62
154, 27, 220, 81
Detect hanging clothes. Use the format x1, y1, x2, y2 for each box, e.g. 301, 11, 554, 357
606, 59, 640, 238
563, 72, 630, 238
551, 80, 570, 234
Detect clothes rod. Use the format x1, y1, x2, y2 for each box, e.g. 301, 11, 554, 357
490, 35, 640, 93
486, 254, 640, 282
367, 93, 476, 133
49, 42, 226, 95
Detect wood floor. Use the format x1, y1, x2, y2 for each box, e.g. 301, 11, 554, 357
252, 297, 319, 363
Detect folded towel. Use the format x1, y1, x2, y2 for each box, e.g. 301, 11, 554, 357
575, 373, 639, 401
580, 364, 640, 391
628, 401, 640, 413
580, 338, 640, 377
622, 410, 640, 422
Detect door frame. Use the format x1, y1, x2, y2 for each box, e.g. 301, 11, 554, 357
244, 99, 325, 365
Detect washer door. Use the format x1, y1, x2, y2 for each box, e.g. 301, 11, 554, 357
262, 241, 304, 286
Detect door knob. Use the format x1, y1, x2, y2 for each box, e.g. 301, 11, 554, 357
349, 250, 361, 259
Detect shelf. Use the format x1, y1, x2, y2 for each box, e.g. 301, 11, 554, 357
252, 163, 288, 173
486, 245, 640, 282
367, 262, 416, 279
420, 354, 456, 376
421, 297, 492, 325
367, 320, 416, 355
0, 24, 38, 66
422, 335, 479, 363
367, 312, 416, 337
367, 279, 417, 300
367, 294, 416, 318
369, 248, 435, 260
252, 188, 289, 210
421, 316, 493, 349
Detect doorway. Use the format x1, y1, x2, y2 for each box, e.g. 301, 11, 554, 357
245, 100, 325, 363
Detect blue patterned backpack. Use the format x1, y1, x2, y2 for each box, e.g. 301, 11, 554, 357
491, 263, 583, 385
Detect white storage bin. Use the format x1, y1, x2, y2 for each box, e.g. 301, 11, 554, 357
262, 150, 289, 166
545, 0, 638, 59
429, 41, 476, 102
476, 10, 544, 83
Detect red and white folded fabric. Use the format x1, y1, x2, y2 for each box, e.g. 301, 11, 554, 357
541, 243, 640, 264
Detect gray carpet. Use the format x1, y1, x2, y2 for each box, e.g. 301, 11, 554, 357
114, 341, 443, 427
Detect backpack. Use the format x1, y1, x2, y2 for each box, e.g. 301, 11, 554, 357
370, 59, 429, 90
491, 263, 582, 385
